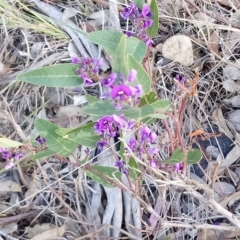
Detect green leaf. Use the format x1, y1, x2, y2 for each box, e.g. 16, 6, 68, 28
133, 0, 144, 8
128, 54, 151, 94
56, 123, 100, 147
148, 113, 168, 119
126, 37, 147, 62
151, 100, 172, 111
17, 64, 82, 87
0, 138, 22, 148
112, 35, 128, 75
187, 149, 202, 164
32, 149, 57, 160
87, 30, 123, 55
146, 0, 159, 38
163, 148, 185, 164
124, 104, 155, 120
86, 94, 100, 104
128, 157, 140, 180
35, 119, 77, 157
140, 91, 158, 106
83, 99, 118, 118
85, 166, 121, 188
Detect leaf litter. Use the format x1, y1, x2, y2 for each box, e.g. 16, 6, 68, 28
2, 0, 240, 239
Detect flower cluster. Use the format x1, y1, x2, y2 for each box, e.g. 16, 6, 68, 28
127, 126, 159, 167
101, 69, 143, 110
72, 57, 103, 85
121, 3, 154, 46
0, 148, 23, 169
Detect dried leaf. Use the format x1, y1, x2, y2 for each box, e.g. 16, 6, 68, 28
223, 61, 240, 81
228, 110, 240, 132
224, 168, 239, 186
188, 129, 205, 138
0, 180, 21, 193
217, 145, 240, 173
162, 0, 189, 10
196, 223, 240, 240
73, 95, 88, 106
206, 146, 220, 159
219, 191, 240, 210
87, 10, 109, 29
210, 30, 219, 56
27, 224, 66, 240
224, 31, 240, 52
224, 95, 240, 107
55, 105, 83, 117
212, 108, 233, 138
1, 222, 17, 234
162, 35, 194, 66
214, 182, 236, 198
222, 79, 239, 92
62, 7, 78, 21
193, 12, 216, 27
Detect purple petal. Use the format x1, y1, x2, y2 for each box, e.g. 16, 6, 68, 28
112, 115, 126, 126
101, 73, 117, 87
71, 56, 79, 64
134, 85, 143, 97
5, 162, 14, 169
142, 4, 152, 18
140, 126, 151, 139
150, 132, 157, 143
127, 69, 137, 82
115, 160, 123, 168
148, 147, 158, 155
84, 77, 93, 85
111, 85, 133, 99
143, 19, 153, 28
15, 153, 23, 161
129, 138, 136, 150
150, 159, 158, 168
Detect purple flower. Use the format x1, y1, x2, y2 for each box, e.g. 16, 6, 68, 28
148, 147, 158, 155
84, 77, 94, 85
111, 85, 133, 100
129, 138, 137, 150
71, 56, 79, 64
175, 74, 186, 84
115, 160, 124, 168
127, 69, 137, 82
143, 19, 153, 28
96, 140, 108, 153
123, 168, 129, 174
140, 126, 151, 140
75, 57, 102, 86
1, 150, 12, 159
112, 115, 126, 127
133, 85, 143, 97
5, 161, 14, 169
125, 31, 132, 37
174, 162, 183, 172
141, 4, 152, 18
120, 3, 138, 19
15, 153, 23, 161
101, 73, 117, 87
149, 132, 157, 143
150, 159, 158, 168
84, 148, 91, 155
36, 137, 46, 145
145, 37, 154, 46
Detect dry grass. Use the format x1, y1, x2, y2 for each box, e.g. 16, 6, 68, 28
1, 0, 240, 239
